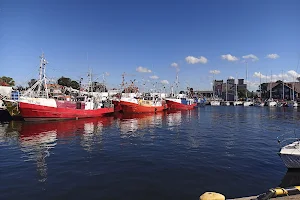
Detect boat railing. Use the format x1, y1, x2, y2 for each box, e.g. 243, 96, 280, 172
277, 131, 300, 147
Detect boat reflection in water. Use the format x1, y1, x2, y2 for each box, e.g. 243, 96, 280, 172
19, 117, 114, 182
166, 110, 188, 130
79, 117, 114, 151
115, 112, 166, 137
279, 170, 300, 188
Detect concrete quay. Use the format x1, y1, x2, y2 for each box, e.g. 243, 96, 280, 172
231, 194, 300, 199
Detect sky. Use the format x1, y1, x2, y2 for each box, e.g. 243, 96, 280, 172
1, 0, 300, 92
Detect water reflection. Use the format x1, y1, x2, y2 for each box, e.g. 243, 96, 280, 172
17, 117, 114, 181
166, 110, 183, 129
80, 117, 113, 151
0, 122, 21, 144
115, 112, 166, 137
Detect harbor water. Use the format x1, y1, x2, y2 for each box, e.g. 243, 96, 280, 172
1, 106, 300, 199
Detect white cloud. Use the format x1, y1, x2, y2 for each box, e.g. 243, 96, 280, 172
171, 62, 180, 72
242, 54, 259, 62
266, 54, 280, 59
185, 56, 208, 64
253, 72, 269, 79
105, 72, 110, 76
253, 70, 300, 82
136, 66, 152, 73
244, 80, 260, 91
149, 75, 159, 79
161, 80, 169, 84
287, 70, 299, 78
171, 62, 178, 67
221, 54, 239, 62
209, 70, 221, 75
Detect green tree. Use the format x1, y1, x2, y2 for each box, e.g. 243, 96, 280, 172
70, 80, 80, 89
57, 77, 72, 87
0, 76, 15, 86
238, 90, 246, 99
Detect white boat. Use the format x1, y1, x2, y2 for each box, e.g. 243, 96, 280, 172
293, 101, 298, 107
267, 99, 277, 107
243, 100, 254, 107
278, 133, 300, 169
233, 101, 243, 106
224, 101, 230, 106
210, 100, 221, 106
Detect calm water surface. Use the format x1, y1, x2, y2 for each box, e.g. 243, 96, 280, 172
1, 107, 300, 199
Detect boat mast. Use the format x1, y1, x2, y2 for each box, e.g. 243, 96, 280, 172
293, 76, 295, 101
259, 72, 262, 99
270, 71, 272, 99
282, 70, 284, 100
176, 71, 179, 93
225, 80, 228, 102
235, 73, 238, 102
294, 57, 300, 101
88, 68, 93, 95
212, 73, 215, 99
37, 53, 48, 98
245, 61, 248, 99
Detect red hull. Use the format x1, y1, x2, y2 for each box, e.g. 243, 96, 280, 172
19, 102, 114, 121
112, 100, 123, 112
120, 101, 167, 113
166, 100, 196, 110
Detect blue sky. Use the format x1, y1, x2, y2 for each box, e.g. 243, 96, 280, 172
1, 0, 300, 91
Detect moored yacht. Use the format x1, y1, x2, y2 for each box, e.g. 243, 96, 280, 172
243, 99, 254, 106
267, 98, 277, 107
278, 133, 300, 169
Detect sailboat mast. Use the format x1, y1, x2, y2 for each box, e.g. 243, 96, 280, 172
212, 74, 215, 98
246, 61, 248, 99
270, 71, 272, 99
175, 71, 179, 95
225, 81, 228, 101
293, 77, 295, 101
282, 70, 284, 100
294, 57, 300, 101
259, 72, 262, 99
235, 73, 238, 101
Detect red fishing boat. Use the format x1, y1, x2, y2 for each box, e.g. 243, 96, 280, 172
165, 95, 197, 110
18, 54, 114, 121
120, 93, 167, 113
165, 73, 197, 110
